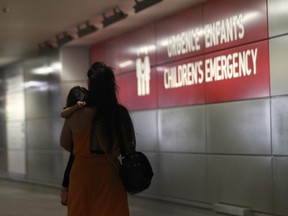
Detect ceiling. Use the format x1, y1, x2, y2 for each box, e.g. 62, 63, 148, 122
0, 0, 204, 68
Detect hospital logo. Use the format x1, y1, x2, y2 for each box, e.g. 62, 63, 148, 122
136, 55, 151, 96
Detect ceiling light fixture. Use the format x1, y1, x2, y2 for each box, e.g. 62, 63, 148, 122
38, 40, 57, 52
56, 32, 74, 47
77, 21, 98, 38
2, 7, 10, 14
133, 0, 163, 13
102, 7, 127, 27
31, 62, 62, 75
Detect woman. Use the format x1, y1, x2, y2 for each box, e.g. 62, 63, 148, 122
60, 62, 135, 216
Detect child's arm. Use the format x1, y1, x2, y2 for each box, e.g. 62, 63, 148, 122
61, 101, 86, 118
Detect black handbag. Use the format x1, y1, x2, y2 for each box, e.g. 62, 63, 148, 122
120, 146, 154, 194
116, 105, 154, 194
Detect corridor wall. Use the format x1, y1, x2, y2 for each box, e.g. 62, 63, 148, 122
0, 47, 90, 186
0, 51, 63, 185
90, 0, 288, 215
0, 0, 288, 215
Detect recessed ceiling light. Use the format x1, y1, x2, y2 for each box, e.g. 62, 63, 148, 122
2, 7, 10, 14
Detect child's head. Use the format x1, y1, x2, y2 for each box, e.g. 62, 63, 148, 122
66, 86, 88, 107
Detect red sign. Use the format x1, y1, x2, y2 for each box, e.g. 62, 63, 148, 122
205, 40, 270, 103
203, 0, 268, 53
90, 38, 120, 74
157, 55, 205, 108
156, 40, 270, 107
118, 24, 157, 74
156, 5, 204, 65
90, 0, 269, 110
117, 69, 157, 110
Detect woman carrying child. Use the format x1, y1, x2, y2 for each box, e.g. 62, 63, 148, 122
60, 62, 135, 216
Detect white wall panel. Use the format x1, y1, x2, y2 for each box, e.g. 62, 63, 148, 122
0, 150, 7, 175
206, 99, 271, 155
158, 106, 206, 153
268, 0, 288, 37
271, 96, 288, 155
131, 110, 158, 152
26, 117, 60, 150
7, 149, 26, 175
26, 150, 63, 185
60, 46, 90, 82
270, 35, 288, 96
208, 155, 273, 213
157, 153, 208, 202
273, 157, 288, 215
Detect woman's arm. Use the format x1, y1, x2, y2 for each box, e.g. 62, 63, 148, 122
60, 119, 73, 152
61, 101, 86, 118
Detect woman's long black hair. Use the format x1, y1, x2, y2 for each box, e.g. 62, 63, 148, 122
87, 62, 120, 152
87, 62, 118, 108
87, 61, 136, 154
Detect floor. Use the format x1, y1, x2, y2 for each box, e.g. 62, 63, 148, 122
0, 179, 214, 216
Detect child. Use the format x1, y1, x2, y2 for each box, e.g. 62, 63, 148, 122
60, 86, 88, 205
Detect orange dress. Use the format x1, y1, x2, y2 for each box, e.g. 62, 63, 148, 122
67, 127, 129, 216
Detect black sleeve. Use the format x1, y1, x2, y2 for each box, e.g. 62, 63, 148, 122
61, 151, 74, 188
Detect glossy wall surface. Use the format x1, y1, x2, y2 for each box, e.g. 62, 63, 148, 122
0, 47, 90, 185
269, 1, 288, 215
0, 0, 288, 216
90, 0, 288, 215
0, 52, 64, 185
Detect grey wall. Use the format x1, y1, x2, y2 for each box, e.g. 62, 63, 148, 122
0, 1, 288, 216
0, 47, 89, 185
268, 0, 288, 215
0, 52, 63, 185
129, 1, 288, 215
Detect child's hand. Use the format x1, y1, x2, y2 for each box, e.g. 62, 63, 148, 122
76, 101, 86, 108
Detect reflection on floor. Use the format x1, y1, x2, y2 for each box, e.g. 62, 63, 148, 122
0, 178, 213, 216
